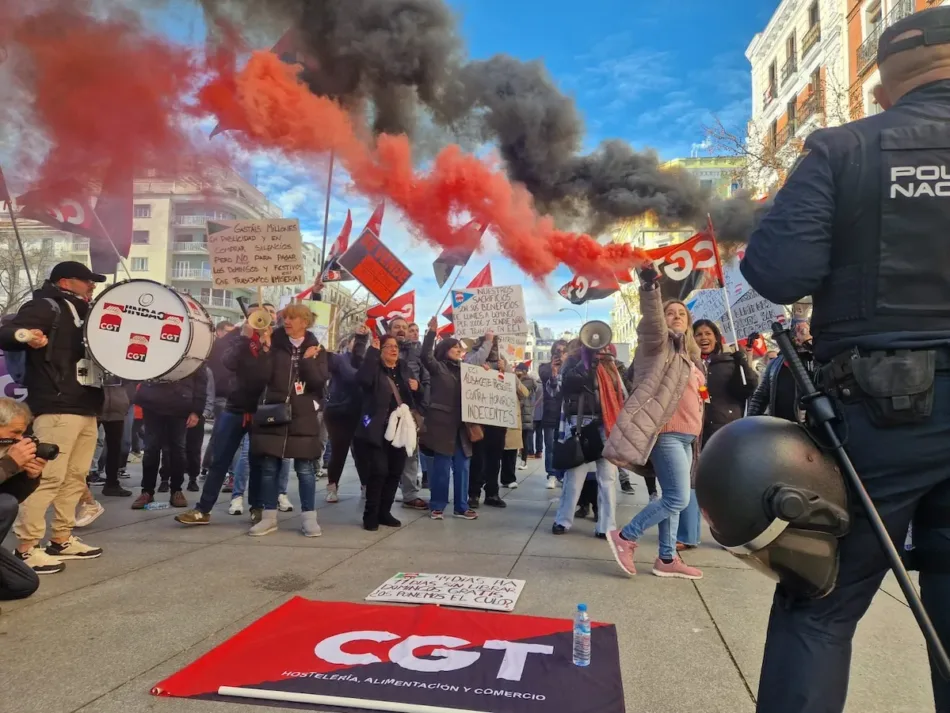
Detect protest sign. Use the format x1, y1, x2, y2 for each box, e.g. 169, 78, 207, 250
452, 285, 527, 338
717, 290, 786, 344
305, 300, 336, 347
337, 229, 412, 304
206, 219, 304, 288
498, 334, 527, 364
460, 363, 518, 429
366, 572, 526, 612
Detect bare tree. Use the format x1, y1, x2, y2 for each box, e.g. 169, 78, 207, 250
0, 231, 60, 314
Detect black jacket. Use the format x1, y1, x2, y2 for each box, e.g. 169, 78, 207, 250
702, 350, 758, 445
399, 339, 430, 411
136, 367, 208, 418
419, 329, 470, 458
748, 348, 816, 421
538, 362, 563, 426
246, 329, 329, 460
353, 346, 418, 447
221, 333, 269, 414
0, 454, 38, 502
0, 281, 103, 416
208, 330, 239, 399
560, 353, 603, 421
324, 333, 369, 416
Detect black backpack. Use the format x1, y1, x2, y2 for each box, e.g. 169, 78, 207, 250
4, 298, 61, 386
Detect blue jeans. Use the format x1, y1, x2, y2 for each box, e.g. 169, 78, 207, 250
197, 410, 257, 513
542, 425, 563, 479
430, 439, 471, 514
676, 488, 702, 546
233, 435, 250, 498
279, 458, 291, 495
620, 432, 694, 560
554, 458, 618, 534
259, 456, 316, 511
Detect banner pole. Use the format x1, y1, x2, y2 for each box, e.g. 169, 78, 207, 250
435, 264, 464, 318
707, 213, 746, 385
319, 151, 335, 273
91, 210, 133, 281
5, 199, 34, 292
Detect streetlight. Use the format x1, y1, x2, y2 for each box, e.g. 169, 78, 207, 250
559, 307, 583, 337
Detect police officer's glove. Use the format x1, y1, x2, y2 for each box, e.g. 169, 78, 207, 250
637, 265, 660, 290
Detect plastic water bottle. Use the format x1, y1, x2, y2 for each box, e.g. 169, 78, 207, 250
572, 603, 591, 667
143, 501, 170, 511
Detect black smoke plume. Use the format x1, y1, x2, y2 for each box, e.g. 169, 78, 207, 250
192, 0, 763, 244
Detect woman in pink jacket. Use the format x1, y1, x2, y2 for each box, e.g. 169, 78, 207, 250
603, 267, 706, 580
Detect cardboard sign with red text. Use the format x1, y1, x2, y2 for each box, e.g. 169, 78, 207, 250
338, 229, 412, 304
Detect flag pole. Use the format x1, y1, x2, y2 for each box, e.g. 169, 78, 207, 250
90, 211, 133, 280
319, 151, 335, 273
707, 213, 746, 385
4, 198, 35, 292
435, 264, 464, 318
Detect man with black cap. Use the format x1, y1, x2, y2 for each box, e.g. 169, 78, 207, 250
739, 7, 950, 712
0, 261, 107, 574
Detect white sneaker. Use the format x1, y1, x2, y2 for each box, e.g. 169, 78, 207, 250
517, 462, 527, 470
46, 536, 102, 560
546, 476, 557, 489
75, 500, 105, 528
228, 496, 244, 515
326, 484, 339, 503
277, 493, 294, 512
16, 546, 65, 574
508, 481, 519, 489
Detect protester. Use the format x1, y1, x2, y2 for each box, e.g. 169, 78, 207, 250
175, 305, 273, 527
184, 366, 215, 492
623, 359, 657, 500
604, 268, 706, 579
243, 304, 329, 537
388, 318, 429, 511
132, 367, 207, 509
0, 398, 48, 595
539, 340, 568, 489
532, 378, 544, 460
353, 334, 420, 531
0, 261, 106, 570
200, 320, 236, 479
515, 363, 537, 470
464, 333, 506, 508
323, 325, 370, 503
420, 317, 477, 520
679, 319, 758, 550
748, 319, 815, 422
500, 359, 527, 488
552, 341, 623, 539
96, 380, 135, 498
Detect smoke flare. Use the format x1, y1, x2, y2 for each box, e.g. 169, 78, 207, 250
198, 51, 650, 280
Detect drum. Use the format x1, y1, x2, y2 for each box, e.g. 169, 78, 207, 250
85, 279, 214, 382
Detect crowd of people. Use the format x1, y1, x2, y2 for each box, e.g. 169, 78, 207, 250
0, 260, 810, 603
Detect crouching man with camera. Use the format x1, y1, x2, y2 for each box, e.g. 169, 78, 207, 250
0, 398, 51, 599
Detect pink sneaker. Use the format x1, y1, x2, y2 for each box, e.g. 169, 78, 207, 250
652, 557, 703, 580
606, 530, 637, 576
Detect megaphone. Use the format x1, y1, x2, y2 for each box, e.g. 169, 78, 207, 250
579, 320, 612, 350
247, 308, 273, 331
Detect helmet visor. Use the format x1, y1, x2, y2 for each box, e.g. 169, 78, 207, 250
731, 528, 840, 599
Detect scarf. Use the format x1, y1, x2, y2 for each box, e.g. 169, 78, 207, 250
596, 360, 626, 436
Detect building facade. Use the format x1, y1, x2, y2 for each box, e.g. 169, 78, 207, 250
847, 0, 939, 120
661, 157, 747, 198
746, 0, 850, 192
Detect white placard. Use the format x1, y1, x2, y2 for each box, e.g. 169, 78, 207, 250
453, 285, 527, 338
207, 219, 304, 288
366, 572, 526, 612
716, 290, 786, 344
460, 363, 519, 429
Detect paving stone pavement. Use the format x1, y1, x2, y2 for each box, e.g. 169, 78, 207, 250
0, 452, 933, 713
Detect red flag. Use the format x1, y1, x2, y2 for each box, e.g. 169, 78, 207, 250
361, 202, 385, 239
320, 210, 353, 282
0, 165, 11, 208
443, 263, 493, 321
432, 220, 487, 288
436, 322, 455, 339
16, 182, 104, 241
558, 269, 632, 305
92, 162, 133, 273
367, 290, 415, 323
646, 231, 723, 302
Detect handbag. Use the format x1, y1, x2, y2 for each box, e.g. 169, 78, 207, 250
385, 376, 423, 433
464, 422, 485, 443
552, 393, 604, 471
252, 349, 296, 428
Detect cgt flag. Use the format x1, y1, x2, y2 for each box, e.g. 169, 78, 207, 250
433, 220, 488, 288
558, 271, 632, 305
646, 231, 724, 302
16, 181, 104, 242
366, 290, 415, 335
443, 262, 493, 321
152, 597, 626, 713
321, 210, 354, 282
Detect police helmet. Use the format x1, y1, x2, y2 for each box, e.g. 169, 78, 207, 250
696, 416, 851, 599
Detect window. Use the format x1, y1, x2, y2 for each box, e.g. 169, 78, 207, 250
786, 33, 796, 60
810, 67, 821, 93
42, 238, 54, 252
700, 179, 714, 190
768, 61, 777, 90
769, 120, 778, 149
133, 204, 151, 218
131, 257, 148, 272
809, 1, 820, 28
787, 99, 797, 133
132, 230, 149, 244
866, 1, 882, 38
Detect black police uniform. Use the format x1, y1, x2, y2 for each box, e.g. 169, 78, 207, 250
740, 8, 950, 713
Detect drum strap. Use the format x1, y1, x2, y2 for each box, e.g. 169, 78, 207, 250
63, 300, 82, 328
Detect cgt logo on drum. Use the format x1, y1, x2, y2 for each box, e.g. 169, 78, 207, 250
126, 333, 150, 362
160, 315, 183, 344
98, 303, 125, 332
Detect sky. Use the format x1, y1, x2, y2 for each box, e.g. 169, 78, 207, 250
154, 0, 777, 337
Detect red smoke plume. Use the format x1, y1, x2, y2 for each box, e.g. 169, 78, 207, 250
198, 51, 650, 281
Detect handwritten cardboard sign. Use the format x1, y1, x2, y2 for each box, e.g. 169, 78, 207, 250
366, 572, 526, 612
452, 285, 528, 339
337, 229, 412, 304
460, 362, 518, 429
716, 290, 786, 344
206, 219, 304, 288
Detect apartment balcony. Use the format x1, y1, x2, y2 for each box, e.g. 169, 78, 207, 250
195, 294, 240, 311
776, 122, 797, 150
171, 267, 212, 280
856, 0, 913, 76
70, 238, 90, 252
172, 241, 208, 253
780, 55, 798, 86
174, 215, 209, 227
798, 89, 824, 124
802, 23, 821, 58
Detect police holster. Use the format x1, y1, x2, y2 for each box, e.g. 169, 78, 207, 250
822, 349, 936, 428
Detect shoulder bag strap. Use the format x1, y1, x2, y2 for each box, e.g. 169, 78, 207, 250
386, 376, 404, 407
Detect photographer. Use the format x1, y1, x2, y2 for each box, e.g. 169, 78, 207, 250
0, 261, 105, 572
0, 398, 52, 600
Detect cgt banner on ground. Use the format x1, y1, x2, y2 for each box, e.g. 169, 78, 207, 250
366, 572, 526, 612
152, 597, 625, 713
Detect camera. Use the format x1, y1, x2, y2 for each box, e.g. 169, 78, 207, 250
0, 436, 60, 460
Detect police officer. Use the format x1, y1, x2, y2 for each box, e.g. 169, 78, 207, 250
739, 7, 950, 713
